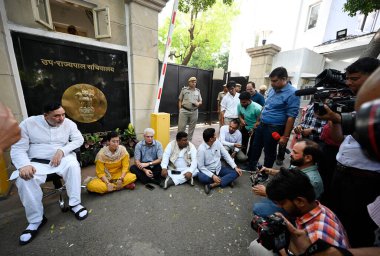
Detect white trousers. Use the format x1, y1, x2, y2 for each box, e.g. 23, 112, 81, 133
168, 169, 199, 185
16, 155, 82, 224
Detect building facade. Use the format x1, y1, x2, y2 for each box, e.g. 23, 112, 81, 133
1, 0, 169, 135
231, 0, 379, 97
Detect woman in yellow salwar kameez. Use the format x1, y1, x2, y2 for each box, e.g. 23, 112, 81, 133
87, 131, 136, 194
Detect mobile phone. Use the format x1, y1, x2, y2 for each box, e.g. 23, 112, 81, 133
145, 184, 155, 191
171, 170, 181, 175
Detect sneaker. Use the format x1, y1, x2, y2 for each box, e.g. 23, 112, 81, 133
275, 159, 283, 166
204, 184, 211, 195
188, 177, 194, 186
162, 176, 174, 189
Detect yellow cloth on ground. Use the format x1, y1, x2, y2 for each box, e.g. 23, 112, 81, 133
87, 145, 136, 194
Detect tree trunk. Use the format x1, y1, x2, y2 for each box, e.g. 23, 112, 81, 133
181, 44, 196, 65
360, 27, 380, 58
181, 9, 198, 65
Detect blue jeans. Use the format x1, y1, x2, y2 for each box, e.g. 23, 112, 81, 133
252, 198, 287, 217
198, 166, 238, 188
249, 123, 284, 169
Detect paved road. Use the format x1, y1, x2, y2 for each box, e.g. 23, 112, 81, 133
0, 124, 290, 255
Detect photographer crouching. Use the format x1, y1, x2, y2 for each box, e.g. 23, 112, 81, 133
249, 168, 349, 256
315, 57, 380, 248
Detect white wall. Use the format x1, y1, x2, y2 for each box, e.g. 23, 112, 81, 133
272, 48, 325, 89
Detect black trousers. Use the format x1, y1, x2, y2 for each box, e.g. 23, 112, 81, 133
330, 164, 380, 247
318, 143, 339, 207
130, 164, 162, 185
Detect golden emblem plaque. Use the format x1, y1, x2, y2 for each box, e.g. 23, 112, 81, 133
62, 84, 107, 123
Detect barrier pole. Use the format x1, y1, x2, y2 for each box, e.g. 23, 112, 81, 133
154, 0, 179, 113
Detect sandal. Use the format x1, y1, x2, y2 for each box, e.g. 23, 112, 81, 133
19, 215, 48, 246
70, 205, 88, 221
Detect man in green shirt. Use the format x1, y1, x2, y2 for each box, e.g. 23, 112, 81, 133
238, 91, 262, 153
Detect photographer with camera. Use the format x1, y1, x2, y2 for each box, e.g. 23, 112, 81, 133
252, 139, 324, 218
249, 168, 349, 256
315, 57, 380, 248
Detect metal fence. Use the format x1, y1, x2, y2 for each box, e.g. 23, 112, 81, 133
158, 62, 248, 127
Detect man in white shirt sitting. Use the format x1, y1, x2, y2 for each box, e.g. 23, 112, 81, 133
197, 128, 242, 194
219, 119, 247, 162
10, 103, 87, 245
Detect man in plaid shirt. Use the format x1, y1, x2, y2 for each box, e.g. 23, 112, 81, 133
294, 102, 327, 143
249, 168, 349, 256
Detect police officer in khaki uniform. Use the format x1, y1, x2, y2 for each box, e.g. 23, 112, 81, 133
178, 77, 202, 141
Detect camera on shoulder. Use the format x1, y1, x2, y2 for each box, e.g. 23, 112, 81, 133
295, 69, 356, 116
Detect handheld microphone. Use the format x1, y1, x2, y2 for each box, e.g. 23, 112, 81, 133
271, 132, 291, 154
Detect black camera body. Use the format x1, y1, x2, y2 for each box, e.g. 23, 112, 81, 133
251, 214, 290, 252
250, 164, 268, 186
295, 69, 356, 115
313, 90, 356, 115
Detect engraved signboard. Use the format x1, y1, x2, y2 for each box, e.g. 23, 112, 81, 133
12, 32, 129, 133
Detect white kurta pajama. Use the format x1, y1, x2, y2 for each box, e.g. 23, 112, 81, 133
10, 115, 84, 223
161, 141, 198, 185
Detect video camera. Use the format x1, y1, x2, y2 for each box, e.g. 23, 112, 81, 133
295, 69, 355, 115
251, 214, 290, 252
249, 164, 269, 186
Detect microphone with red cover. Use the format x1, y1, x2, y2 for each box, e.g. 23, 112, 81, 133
272, 132, 291, 154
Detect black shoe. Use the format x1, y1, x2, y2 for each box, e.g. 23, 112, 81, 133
229, 181, 235, 188
204, 184, 211, 195
19, 215, 48, 246
275, 159, 283, 166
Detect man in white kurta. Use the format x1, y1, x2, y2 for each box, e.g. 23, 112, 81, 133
160, 131, 198, 189
10, 103, 87, 245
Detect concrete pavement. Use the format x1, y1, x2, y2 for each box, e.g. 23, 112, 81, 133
0, 123, 290, 255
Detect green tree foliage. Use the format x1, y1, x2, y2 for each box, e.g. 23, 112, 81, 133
343, 0, 380, 16
159, 0, 238, 69
343, 0, 380, 58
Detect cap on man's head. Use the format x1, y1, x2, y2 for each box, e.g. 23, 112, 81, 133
188, 77, 197, 82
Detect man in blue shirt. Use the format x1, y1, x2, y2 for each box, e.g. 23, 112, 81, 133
249, 67, 300, 170
246, 81, 265, 107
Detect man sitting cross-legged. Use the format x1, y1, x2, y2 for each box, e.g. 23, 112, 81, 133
219, 119, 248, 162
130, 128, 164, 185
252, 139, 324, 217
10, 103, 87, 245
197, 128, 242, 194
160, 131, 198, 189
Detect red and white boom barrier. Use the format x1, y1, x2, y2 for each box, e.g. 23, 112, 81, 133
154, 0, 179, 113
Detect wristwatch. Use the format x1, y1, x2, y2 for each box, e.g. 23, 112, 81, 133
149, 162, 153, 166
